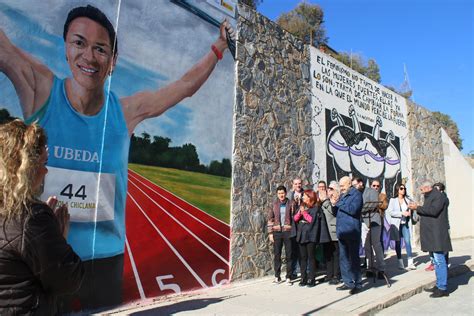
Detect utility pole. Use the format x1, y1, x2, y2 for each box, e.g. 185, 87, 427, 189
401, 63, 414, 102
350, 49, 353, 69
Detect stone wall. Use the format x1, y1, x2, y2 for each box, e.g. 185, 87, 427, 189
230, 5, 313, 280
230, 5, 456, 279
407, 101, 446, 245
407, 101, 446, 200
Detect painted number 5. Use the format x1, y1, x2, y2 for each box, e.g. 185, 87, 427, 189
156, 275, 181, 294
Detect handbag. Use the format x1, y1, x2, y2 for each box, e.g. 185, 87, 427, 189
389, 224, 400, 241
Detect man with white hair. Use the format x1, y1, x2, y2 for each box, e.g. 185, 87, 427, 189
409, 180, 452, 298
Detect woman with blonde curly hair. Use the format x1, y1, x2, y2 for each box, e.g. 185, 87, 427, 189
0, 120, 84, 314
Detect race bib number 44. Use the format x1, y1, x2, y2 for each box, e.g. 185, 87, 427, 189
41, 166, 116, 222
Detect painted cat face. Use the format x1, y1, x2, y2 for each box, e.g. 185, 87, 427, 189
327, 108, 401, 189
327, 128, 351, 172
384, 144, 401, 178
349, 135, 384, 178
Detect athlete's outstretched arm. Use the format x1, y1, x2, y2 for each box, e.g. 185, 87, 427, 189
0, 28, 53, 119
121, 20, 236, 134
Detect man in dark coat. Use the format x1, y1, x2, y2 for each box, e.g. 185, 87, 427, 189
288, 177, 304, 279
334, 176, 363, 294
409, 180, 452, 298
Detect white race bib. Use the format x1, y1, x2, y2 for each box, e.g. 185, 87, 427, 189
41, 166, 116, 222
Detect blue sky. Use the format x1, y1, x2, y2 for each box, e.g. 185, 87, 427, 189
258, 0, 473, 154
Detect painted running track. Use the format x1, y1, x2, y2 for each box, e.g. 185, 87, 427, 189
122, 169, 231, 302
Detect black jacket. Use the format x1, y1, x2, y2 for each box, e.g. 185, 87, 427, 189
295, 206, 319, 243
0, 202, 84, 315
321, 199, 337, 241
417, 189, 452, 252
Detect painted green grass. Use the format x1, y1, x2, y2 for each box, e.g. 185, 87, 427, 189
128, 163, 231, 223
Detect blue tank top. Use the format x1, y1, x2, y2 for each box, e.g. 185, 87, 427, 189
28, 76, 130, 260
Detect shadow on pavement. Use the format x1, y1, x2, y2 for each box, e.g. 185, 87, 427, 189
448, 254, 472, 266
412, 252, 431, 266
448, 269, 473, 293
414, 253, 471, 268
302, 293, 354, 315
129, 297, 231, 315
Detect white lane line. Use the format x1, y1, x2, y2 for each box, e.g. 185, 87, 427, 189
129, 180, 230, 266
125, 237, 146, 300
128, 172, 230, 241
128, 169, 230, 227
128, 193, 209, 289
128, 170, 230, 230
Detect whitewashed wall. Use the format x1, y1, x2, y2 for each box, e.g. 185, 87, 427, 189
310, 47, 412, 198
441, 129, 474, 239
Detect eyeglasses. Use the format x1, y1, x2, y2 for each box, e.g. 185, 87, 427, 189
371, 185, 380, 188
399, 187, 406, 190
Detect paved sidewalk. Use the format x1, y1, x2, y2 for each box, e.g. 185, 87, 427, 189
102, 238, 473, 315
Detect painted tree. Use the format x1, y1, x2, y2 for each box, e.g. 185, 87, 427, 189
276, 1, 328, 47
432, 111, 463, 150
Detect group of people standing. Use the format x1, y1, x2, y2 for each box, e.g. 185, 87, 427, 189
267, 176, 364, 294
267, 178, 340, 288
267, 175, 452, 297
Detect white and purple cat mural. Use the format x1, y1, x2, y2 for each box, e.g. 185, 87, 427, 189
310, 47, 412, 199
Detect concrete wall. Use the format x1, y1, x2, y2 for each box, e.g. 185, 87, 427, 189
441, 129, 474, 239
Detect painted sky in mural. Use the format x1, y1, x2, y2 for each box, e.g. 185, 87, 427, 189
310, 47, 412, 197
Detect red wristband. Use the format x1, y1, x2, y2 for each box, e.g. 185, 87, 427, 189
211, 44, 223, 60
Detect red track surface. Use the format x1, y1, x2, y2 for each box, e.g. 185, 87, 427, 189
122, 170, 231, 302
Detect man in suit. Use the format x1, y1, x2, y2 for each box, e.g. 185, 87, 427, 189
335, 176, 363, 294
288, 177, 304, 279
